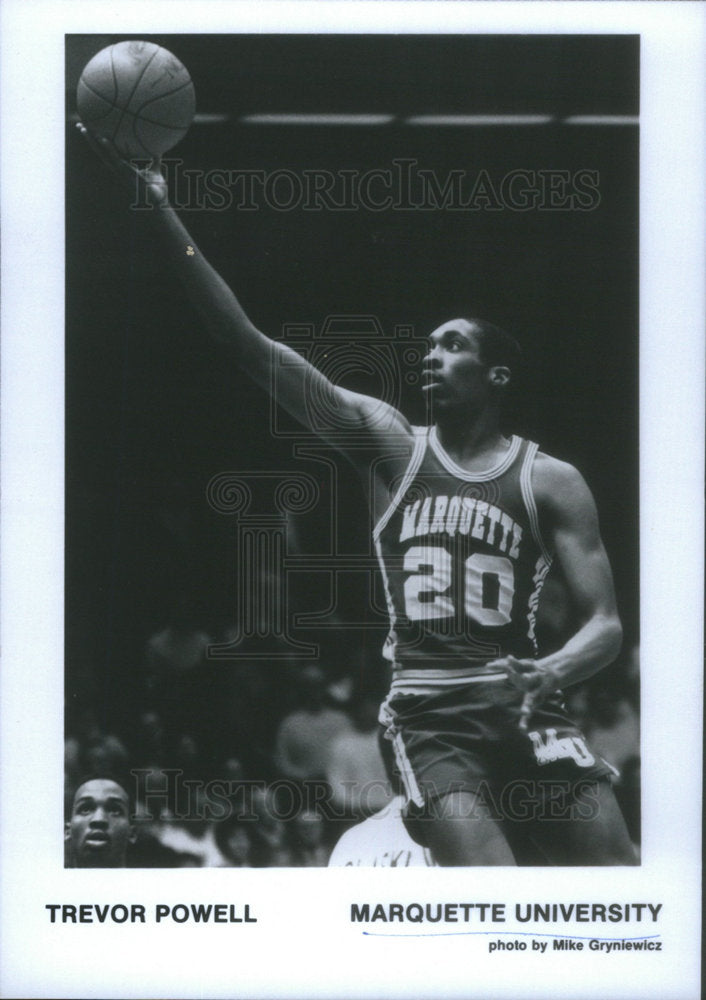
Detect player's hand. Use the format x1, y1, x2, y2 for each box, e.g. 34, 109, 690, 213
487, 655, 559, 732
76, 122, 168, 208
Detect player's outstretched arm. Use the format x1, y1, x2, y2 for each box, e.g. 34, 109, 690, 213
490, 456, 623, 726
76, 126, 412, 455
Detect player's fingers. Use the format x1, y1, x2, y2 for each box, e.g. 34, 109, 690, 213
518, 670, 558, 730
488, 657, 527, 689
506, 672, 534, 692
487, 655, 528, 674
75, 121, 106, 159
504, 656, 536, 674
76, 123, 124, 174
518, 692, 534, 731
490, 655, 538, 689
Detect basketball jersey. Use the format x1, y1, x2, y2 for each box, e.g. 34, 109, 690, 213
373, 427, 553, 695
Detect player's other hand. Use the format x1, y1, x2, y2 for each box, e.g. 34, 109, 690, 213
76, 122, 168, 208
487, 655, 558, 732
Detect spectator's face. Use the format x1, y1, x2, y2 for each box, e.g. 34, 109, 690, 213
294, 810, 324, 847
224, 826, 251, 865
300, 666, 325, 708
84, 741, 111, 772
139, 711, 163, 739
66, 779, 136, 867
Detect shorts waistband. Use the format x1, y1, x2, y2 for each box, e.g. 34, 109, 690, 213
390, 664, 507, 695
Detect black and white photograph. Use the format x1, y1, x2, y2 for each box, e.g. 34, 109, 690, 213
1, 2, 703, 998
64, 31, 641, 871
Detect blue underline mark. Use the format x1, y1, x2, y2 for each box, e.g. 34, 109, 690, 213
362, 930, 662, 941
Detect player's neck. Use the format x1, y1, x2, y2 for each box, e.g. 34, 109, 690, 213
434, 409, 509, 469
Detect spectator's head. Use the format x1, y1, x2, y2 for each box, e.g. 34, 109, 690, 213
250, 787, 292, 866
83, 733, 128, 774
138, 710, 164, 740
64, 736, 81, 782
299, 665, 326, 711
222, 756, 245, 782
182, 787, 214, 837
216, 818, 252, 867
291, 807, 325, 850
350, 694, 380, 733
175, 733, 200, 765
65, 775, 136, 868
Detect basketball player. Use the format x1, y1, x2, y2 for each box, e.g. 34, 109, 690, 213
66, 775, 136, 868
77, 129, 637, 866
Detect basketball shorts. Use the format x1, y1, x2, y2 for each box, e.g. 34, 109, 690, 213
378, 677, 616, 821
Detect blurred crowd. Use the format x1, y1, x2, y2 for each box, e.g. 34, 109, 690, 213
65, 575, 641, 867
65, 621, 393, 867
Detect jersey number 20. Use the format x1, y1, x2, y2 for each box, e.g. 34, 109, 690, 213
403, 546, 514, 626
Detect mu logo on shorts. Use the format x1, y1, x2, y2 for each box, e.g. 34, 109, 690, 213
528, 728, 596, 768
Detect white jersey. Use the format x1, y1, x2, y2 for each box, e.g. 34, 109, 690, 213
328, 797, 436, 867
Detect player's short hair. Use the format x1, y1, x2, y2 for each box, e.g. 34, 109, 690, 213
466, 318, 522, 377
68, 772, 136, 819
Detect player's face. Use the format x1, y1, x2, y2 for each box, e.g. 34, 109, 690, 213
65, 779, 136, 867
421, 320, 489, 413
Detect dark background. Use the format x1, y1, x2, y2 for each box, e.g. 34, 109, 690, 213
65, 34, 638, 743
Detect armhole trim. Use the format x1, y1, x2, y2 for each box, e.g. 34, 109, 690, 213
520, 440, 553, 565
372, 427, 428, 542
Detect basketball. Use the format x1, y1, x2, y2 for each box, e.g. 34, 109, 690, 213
77, 41, 195, 158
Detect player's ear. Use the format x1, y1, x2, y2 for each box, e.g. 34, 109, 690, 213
128, 822, 138, 845
64, 822, 72, 843
488, 365, 511, 388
